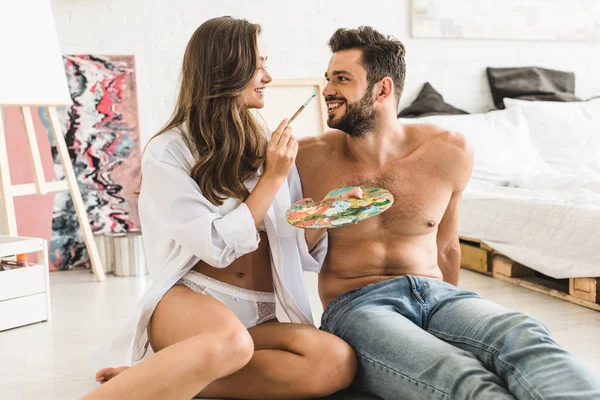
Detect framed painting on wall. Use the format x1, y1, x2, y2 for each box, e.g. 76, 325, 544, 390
411, 0, 600, 42
258, 78, 328, 140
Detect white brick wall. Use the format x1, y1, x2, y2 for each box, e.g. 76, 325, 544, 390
51, 0, 600, 145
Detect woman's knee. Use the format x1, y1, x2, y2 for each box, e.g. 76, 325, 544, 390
212, 321, 254, 369
298, 331, 357, 396
320, 334, 357, 391
189, 322, 254, 376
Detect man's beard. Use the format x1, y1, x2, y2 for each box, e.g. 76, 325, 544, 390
327, 90, 377, 138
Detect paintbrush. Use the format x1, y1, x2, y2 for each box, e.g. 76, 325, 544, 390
287, 91, 318, 126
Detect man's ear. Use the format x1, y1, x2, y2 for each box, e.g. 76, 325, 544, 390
375, 77, 394, 103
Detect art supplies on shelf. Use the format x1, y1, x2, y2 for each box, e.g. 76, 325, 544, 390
0, 253, 30, 271
0, 235, 51, 331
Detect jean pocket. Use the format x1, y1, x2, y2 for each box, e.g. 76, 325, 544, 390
321, 286, 367, 329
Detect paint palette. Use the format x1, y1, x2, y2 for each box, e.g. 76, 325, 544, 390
286, 186, 394, 229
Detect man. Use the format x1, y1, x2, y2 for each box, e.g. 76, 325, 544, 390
297, 26, 600, 400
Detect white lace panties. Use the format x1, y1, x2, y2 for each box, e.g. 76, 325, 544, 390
176, 270, 276, 328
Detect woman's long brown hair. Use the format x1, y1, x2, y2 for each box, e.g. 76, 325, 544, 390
149, 16, 267, 206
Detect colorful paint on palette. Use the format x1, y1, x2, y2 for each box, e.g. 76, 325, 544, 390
40, 55, 142, 270
286, 186, 394, 229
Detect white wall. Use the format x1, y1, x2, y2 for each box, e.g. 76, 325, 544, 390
51, 0, 600, 145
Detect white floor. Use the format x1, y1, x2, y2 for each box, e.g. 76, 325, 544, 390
1, 269, 599, 400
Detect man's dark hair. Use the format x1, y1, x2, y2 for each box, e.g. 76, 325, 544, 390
328, 26, 406, 105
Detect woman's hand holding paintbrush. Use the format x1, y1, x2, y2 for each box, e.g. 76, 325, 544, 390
264, 118, 297, 183
250, 113, 300, 231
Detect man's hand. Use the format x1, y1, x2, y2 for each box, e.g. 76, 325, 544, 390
340, 187, 363, 199
303, 187, 363, 251
324, 186, 364, 200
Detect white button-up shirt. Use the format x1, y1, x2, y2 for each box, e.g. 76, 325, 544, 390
95, 129, 327, 368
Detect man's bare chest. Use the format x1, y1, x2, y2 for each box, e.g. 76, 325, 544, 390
302, 160, 452, 232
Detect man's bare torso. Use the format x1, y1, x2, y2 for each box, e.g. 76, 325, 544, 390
297, 124, 462, 306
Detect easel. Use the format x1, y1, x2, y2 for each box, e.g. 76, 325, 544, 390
0, 106, 105, 281
0, 0, 105, 281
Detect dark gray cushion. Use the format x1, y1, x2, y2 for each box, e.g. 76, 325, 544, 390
486, 66, 581, 109
398, 82, 468, 118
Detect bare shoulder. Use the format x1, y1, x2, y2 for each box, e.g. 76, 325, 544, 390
405, 123, 470, 157
298, 129, 342, 151
435, 129, 473, 189
435, 129, 471, 156
297, 130, 344, 172
406, 123, 473, 187
297, 133, 327, 154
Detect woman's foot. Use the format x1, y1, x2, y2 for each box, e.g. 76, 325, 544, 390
95, 366, 129, 383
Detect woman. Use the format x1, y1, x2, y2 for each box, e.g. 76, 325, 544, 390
86, 16, 356, 400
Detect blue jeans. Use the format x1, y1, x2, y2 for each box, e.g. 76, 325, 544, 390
320, 276, 600, 400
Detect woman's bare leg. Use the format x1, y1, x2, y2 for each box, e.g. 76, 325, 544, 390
95, 323, 356, 399
197, 322, 357, 399
93, 285, 356, 399
84, 330, 252, 400
87, 285, 254, 399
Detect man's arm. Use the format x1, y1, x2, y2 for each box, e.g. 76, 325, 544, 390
436, 131, 473, 286
436, 191, 462, 285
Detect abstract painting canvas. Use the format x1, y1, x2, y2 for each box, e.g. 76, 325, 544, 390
41, 55, 142, 270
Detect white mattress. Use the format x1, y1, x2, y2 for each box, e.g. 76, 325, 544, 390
459, 180, 600, 279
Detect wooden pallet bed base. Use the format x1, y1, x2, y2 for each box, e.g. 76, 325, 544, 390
459, 237, 600, 312
459, 237, 493, 275
492, 255, 600, 312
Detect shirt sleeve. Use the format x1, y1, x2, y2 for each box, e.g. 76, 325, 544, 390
140, 143, 260, 268
296, 229, 328, 273
288, 164, 329, 272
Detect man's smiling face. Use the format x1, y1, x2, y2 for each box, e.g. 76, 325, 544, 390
323, 49, 378, 138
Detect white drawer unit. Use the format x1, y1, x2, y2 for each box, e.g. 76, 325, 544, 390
0, 236, 51, 331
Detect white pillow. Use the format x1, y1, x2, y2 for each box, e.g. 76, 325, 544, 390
504, 97, 600, 177
399, 107, 550, 185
